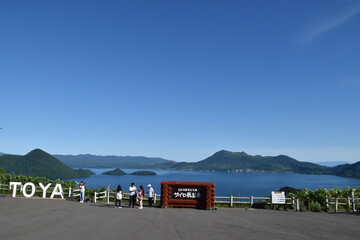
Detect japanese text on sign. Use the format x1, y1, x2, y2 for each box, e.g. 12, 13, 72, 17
172, 187, 202, 199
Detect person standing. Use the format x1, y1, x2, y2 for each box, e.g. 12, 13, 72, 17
115, 185, 122, 208
147, 184, 155, 208
138, 185, 144, 209
79, 182, 85, 203
129, 182, 137, 208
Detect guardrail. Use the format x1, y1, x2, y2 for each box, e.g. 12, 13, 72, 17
215, 195, 295, 208
327, 197, 360, 213
94, 189, 109, 203
93, 187, 159, 204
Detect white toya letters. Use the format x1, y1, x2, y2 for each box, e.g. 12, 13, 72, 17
9, 182, 64, 199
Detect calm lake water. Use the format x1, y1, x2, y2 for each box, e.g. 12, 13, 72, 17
65, 168, 360, 197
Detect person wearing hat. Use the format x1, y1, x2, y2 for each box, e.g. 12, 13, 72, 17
147, 184, 155, 208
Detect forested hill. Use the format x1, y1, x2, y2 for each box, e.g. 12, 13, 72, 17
331, 161, 360, 178
0, 149, 94, 179
170, 150, 330, 174
170, 150, 360, 178
54, 154, 175, 168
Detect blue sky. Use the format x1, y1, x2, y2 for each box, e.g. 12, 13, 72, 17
1, 0, 359, 163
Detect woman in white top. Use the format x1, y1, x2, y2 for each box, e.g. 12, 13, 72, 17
115, 185, 122, 208
79, 182, 85, 203
129, 182, 137, 208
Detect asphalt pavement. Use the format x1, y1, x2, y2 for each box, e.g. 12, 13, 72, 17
0, 197, 359, 240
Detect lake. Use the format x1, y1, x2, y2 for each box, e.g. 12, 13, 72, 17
65, 168, 360, 197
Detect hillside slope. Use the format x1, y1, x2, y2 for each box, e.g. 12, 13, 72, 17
0, 149, 94, 179
331, 161, 360, 178
171, 150, 331, 174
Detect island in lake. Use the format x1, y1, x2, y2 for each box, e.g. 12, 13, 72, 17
131, 171, 157, 176
102, 168, 157, 176
102, 168, 127, 175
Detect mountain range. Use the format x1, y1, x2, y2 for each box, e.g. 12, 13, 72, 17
51, 149, 360, 178
170, 150, 330, 173
169, 150, 360, 178
0, 149, 359, 179
54, 154, 175, 168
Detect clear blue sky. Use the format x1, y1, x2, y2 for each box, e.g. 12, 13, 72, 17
1, 0, 359, 163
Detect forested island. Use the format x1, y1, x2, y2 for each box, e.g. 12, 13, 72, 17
102, 168, 127, 175
102, 168, 157, 176
131, 171, 157, 176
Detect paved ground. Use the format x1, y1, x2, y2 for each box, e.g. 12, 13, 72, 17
0, 197, 359, 240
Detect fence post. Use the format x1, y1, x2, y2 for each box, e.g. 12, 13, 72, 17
94, 192, 97, 203
347, 197, 351, 210
296, 199, 300, 211
106, 186, 110, 204
351, 189, 356, 213
154, 193, 157, 204
230, 195, 233, 207
250, 196, 253, 207
326, 197, 329, 208
70, 188, 75, 201
335, 197, 338, 212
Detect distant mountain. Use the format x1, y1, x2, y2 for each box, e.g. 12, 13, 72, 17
170, 150, 331, 174
331, 161, 360, 178
54, 154, 175, 169
170, 150, 360, 178
317, 161, 349, 167
0, 149, 94, 179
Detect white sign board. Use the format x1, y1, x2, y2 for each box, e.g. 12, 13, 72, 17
271, 191, 285, 204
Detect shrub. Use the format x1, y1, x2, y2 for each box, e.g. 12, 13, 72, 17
314, 188, 329, 208
308, 201, 322, 212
